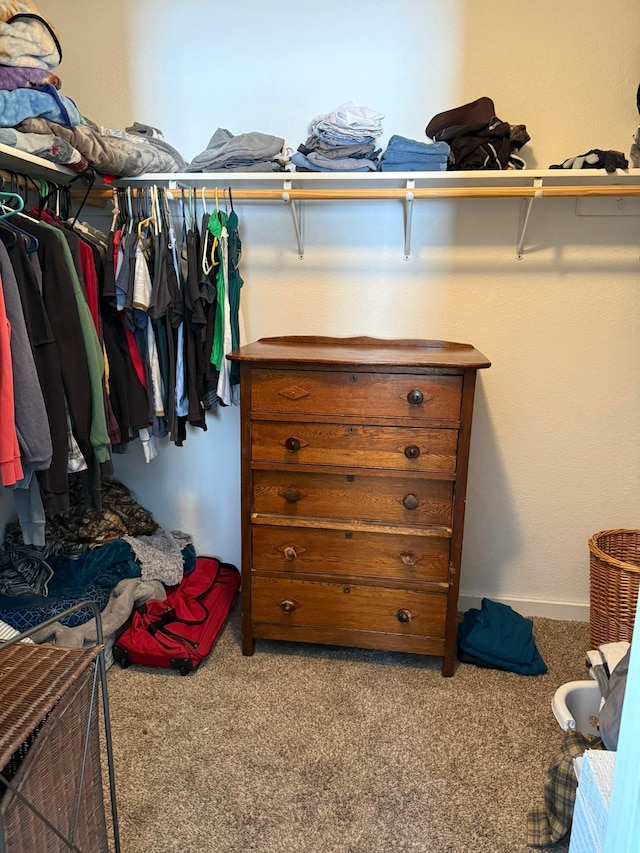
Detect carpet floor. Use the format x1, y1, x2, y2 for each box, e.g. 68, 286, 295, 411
104, 603, 590, 852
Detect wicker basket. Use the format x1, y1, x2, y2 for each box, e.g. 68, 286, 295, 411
0, 644, 108, 853
589, 529, 640, 647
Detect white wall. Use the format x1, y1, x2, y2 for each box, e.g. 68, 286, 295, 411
12, 0, 639, 618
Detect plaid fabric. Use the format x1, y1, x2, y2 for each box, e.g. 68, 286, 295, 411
527, 730, 604, 847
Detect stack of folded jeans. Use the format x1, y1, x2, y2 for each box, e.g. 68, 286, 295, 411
379, 134, 450, 171
292, 101, 384, 172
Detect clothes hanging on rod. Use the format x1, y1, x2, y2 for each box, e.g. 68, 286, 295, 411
0, 176, 246, 547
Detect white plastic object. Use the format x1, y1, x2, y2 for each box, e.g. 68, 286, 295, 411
552, 680, 602, 737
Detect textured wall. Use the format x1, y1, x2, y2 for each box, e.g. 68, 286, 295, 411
18, 0, 640, 616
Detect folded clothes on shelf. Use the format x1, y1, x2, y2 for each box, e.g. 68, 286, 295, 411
379, 134, 450, 171
293, 101, 384, 172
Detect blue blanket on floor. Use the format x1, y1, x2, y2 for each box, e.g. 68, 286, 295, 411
457, 597, 548, 675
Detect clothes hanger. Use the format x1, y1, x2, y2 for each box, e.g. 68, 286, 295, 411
68, 167, 96, 229
180, 188, 188, 236
126, 186, 134, 234
201, 186, 214, 275
0, 170, 25, 218
136, 192, 154, 239
137, 185, 161, 239
109, 188, 120, 233
0, 190, 24, 220
154, 185, 164, 234
0, 175, 38, 250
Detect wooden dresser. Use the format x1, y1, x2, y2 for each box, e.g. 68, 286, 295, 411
227, 336, 490, 675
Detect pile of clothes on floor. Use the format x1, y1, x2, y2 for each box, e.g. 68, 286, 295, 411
0, 477, 196, 663
292, 101, 384, 172
0, 0, 187, 176
456, 597, 547, 675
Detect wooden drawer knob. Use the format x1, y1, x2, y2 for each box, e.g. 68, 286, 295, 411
407, 389, 424, 406
403, 494, 419, 510
284, 488, 300, 503
404, 444, 421, 460
397, 609, 412, 624
400, 551, 417, 566
280, 599, 296, 614
283, 545, 298, 561
285, 436, 301, 452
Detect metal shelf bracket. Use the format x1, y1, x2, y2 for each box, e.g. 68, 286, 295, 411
282, 180, 304, 258
404, 180, 415, 260
516, 177, 544, 259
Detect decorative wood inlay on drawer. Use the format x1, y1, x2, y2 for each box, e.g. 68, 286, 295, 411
277, 385, 309, 401
252, 422, 458, 472
251, 369, 462, 420
253, 471, 453, 525
252, 525, 450, 582
251, 576, 447, 637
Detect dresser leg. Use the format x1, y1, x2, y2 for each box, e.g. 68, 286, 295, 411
242, 635, 256, 656
442, 651, 455, 677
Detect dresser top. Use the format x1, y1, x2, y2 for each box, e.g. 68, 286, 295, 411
227, 336, 491, 369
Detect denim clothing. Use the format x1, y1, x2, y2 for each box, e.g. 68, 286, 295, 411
380, 159, 448, 171
383, 135, 450, 156
379, 135, 450, 171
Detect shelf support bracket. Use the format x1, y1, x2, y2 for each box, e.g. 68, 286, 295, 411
516, 178, 543, 259
282, 180, 304, 258
404, 180, 415, 260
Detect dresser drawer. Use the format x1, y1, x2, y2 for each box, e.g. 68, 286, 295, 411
251, 421, 458, 473
251, 369, 462, 420
252, 525, 450, 582
253, 471, 453, 526
251, 576, 447, 638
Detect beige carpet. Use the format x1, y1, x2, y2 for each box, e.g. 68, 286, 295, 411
104, 603, 589, 853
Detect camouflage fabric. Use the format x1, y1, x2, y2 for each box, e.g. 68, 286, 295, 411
1, 478, 158, 588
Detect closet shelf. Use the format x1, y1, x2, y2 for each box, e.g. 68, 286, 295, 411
112, 168, 640, 190
109, 168, 640, 259
4, 142, 640, 258
0, 141, 79, 183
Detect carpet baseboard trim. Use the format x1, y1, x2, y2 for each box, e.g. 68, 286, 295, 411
458, 593, 589, 621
